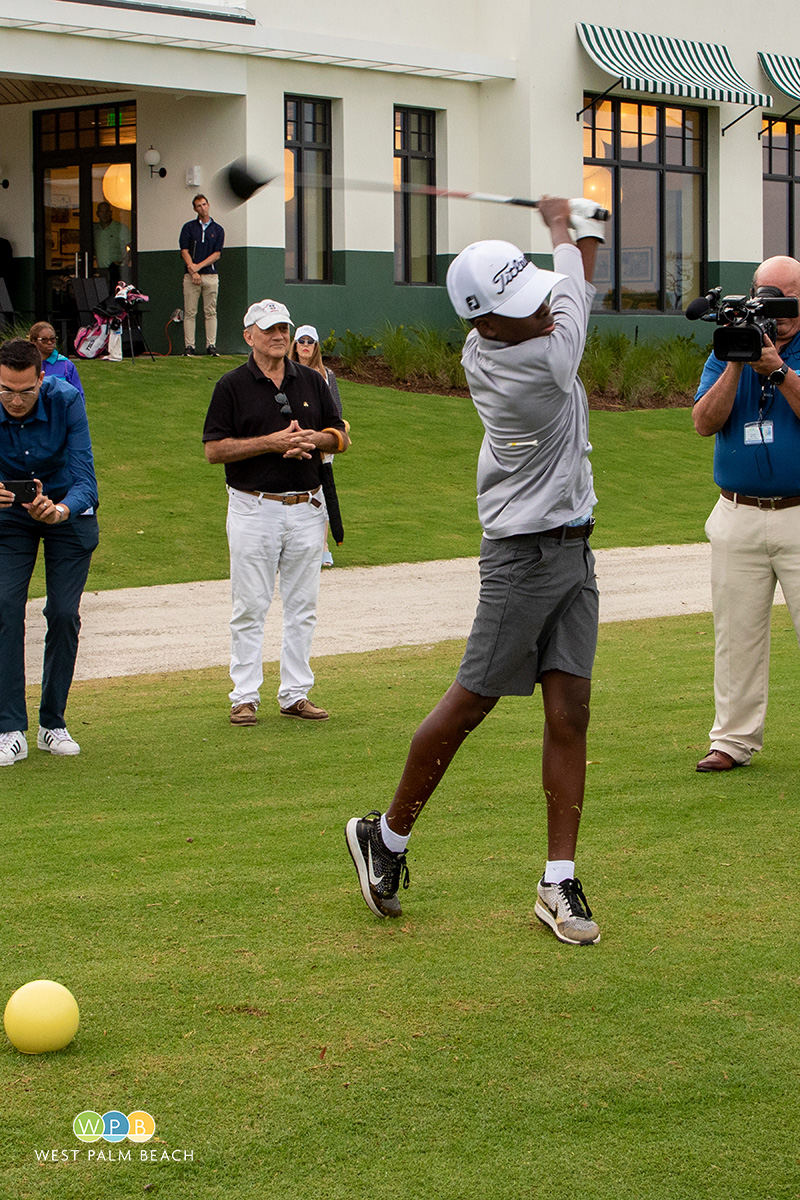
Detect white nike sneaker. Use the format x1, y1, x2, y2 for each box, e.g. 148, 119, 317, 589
37, 726, 81, 756
535, 877, 600, 945
0, 731, 28, 766
345, 810, 409, 918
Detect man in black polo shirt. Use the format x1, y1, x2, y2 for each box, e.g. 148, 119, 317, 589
202, 299, 349, 725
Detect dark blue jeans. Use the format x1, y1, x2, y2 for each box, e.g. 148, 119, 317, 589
0, 508, 99, 732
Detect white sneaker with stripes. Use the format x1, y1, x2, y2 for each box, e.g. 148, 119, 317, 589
0, 731, 28, 766
37, 727, 81, 757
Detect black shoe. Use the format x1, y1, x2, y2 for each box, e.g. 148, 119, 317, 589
206, 344, 220, 357
183, 346, 196, 356
345, 810, 409, 918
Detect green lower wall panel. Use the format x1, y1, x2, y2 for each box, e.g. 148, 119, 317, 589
136, 248, 461, 355
5, 250, 761, 355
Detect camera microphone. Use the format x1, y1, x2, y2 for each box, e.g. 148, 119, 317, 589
686, 296, 711, 321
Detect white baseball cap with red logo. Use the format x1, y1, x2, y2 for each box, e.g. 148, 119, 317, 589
446, 240, 566, 320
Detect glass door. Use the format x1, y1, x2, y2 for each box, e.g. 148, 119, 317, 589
34, 102, 136, 333
91, 162, 132, 287
42, 165, 81, 322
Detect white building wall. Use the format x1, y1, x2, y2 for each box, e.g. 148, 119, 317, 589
5, 0, 800, 328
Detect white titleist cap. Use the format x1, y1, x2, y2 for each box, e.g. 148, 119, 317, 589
294, 325, 319, 342
446, 240, 566, 319
243, 299, 294, 330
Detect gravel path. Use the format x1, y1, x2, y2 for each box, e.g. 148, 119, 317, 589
23, 542, 772, 683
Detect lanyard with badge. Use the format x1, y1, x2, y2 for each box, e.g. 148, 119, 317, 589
744, 361, 788, 481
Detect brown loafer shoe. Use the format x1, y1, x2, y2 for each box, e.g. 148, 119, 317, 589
230, 702, 258, 726
696, 748, 738, 773
279, 698, 329, 721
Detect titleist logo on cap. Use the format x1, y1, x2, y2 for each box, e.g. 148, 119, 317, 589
492, 256, 530, 295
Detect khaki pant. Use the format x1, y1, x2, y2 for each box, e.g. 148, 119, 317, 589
182, 273, 219, 349
706, 494, 800, 763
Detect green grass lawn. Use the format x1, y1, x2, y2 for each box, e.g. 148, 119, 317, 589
29, 358, 717, 595
3, 609, 800, 1199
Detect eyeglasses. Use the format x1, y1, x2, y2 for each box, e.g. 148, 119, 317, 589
34, 336, 57, 345
296, 337, 315, 346
274, 392, 292, 416
0, 387, 39, 400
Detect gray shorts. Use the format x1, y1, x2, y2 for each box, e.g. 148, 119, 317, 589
456, 531, 599, 697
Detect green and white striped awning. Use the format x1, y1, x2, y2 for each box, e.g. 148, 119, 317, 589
759, 52, 800, 102
578, 23, 772, 107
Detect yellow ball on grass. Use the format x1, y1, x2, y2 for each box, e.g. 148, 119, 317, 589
4, 980, 80, 1054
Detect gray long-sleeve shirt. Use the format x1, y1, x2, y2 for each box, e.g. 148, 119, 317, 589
461, 242, 596, 539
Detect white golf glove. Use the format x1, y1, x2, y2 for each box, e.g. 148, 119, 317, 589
568, 198, 606, 243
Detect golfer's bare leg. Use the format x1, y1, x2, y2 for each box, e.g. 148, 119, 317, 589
385, 681, 499, 836
540, 669, 591, 861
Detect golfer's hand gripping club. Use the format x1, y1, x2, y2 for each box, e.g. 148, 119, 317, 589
567, 197, 608, 242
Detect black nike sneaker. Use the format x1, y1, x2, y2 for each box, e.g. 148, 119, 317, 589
345, 810, 409, 918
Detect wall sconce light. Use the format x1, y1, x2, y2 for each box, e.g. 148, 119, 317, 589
144, 146, 167, 179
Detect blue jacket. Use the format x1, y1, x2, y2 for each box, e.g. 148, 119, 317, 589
42, 350, 85, 402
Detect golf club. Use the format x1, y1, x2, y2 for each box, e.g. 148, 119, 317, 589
221, 160, 610, 220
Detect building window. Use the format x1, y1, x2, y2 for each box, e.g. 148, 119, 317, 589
583, 97, 706, 313
284, 96, 332, 283
36, 102, 136, 153
762, 119, 800, 258
394, 107, 436, 284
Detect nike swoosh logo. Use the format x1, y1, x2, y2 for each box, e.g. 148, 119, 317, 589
367, 843, 384, 887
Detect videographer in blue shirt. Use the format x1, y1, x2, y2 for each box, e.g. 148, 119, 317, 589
693, 255, 800, 773
0, 338, 99, 766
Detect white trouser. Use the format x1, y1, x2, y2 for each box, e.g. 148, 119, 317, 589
182, 273, 219, 349
706, 495, 800, 763
226, 487, 327, 708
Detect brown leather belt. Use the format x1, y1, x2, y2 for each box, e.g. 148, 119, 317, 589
238, 487, 322, 507
720, 489, 800, 510
538, 520, 594, 540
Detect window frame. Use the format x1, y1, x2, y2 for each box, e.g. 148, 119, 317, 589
761, 117, 800, 258
583, 94, 707, 314
284, 94, 333, 285
393, 105, 437, 286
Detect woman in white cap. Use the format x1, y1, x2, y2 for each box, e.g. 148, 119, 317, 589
290, 325, 343, 566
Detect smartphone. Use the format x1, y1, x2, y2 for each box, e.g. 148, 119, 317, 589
3, 479, 38, 505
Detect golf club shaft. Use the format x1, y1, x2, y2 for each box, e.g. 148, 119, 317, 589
292, 173, 610, 221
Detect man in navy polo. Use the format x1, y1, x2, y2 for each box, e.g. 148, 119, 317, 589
179, 194, 224, 357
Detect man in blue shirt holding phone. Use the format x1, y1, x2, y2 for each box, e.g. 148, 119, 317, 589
0, 338, 99, 765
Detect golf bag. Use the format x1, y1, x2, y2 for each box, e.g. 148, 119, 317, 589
74, 282, 149, 360
74, 312, 112, 359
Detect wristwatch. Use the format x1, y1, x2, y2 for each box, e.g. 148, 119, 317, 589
55, 504, 67, 521
768, 362, 789, 387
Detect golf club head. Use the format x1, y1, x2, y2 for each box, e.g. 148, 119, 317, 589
218, 158, 275, 205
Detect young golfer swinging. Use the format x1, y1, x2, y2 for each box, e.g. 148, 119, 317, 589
346, 196, 605, 945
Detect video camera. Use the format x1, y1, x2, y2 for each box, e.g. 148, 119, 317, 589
686, 285, 799, 362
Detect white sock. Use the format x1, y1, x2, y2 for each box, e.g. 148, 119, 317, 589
543, 859, 575, 885
380, 813, 410, 854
